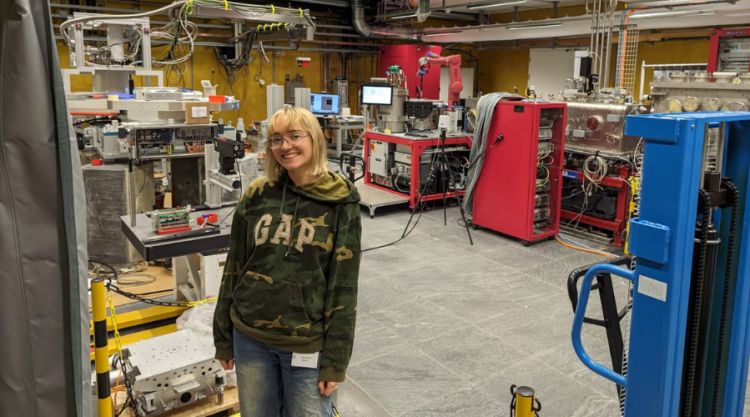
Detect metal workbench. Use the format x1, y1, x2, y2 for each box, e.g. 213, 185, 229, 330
120, 206, 234, 261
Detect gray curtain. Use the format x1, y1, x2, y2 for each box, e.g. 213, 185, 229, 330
0, 1, 91, 416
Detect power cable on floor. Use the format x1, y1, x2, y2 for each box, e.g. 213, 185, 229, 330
555, 235, 617, 258
361, 143, 446, 253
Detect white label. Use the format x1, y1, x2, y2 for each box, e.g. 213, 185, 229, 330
638, 275, 668, 302
606, 114, 621, 123
191, 106, 208, 118
291, 352, 319, 369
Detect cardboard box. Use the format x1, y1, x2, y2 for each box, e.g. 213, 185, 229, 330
184, 102, 210, 124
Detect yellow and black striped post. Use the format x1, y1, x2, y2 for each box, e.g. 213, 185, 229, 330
91, 277, 113, 417
510, 385, 541, 417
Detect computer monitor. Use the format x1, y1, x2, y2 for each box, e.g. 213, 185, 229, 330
310, 93, 341, 115
361, 84, 393, 106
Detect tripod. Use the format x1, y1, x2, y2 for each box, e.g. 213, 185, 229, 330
425, 128, 474, 245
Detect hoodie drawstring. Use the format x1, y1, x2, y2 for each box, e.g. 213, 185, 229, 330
278, 180, 288, 219
286, 195, 301, 257
279, 179, 302, 257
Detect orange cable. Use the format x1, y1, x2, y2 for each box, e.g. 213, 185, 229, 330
555, 236, 617, 258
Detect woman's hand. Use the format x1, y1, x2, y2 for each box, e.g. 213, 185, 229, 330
318, 381, 339, 397
219, 359, 234, 370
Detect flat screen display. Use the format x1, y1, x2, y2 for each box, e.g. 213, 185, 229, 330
310, 93, 341, 115
361, 85, 393, 106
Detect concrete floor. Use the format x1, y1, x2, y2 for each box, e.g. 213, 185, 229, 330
335, 204, 750, 417
335, 205, 626, 417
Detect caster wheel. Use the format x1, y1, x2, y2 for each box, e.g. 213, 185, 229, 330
522, 240, 531, 247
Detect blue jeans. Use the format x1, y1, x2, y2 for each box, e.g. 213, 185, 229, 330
233, 328, 333, 417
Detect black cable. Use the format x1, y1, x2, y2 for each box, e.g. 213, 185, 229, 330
466, 133, 502, 171
681, 189, 712, 417
361, 145, 444, 253
711, 179, 739, 417
72, 116, 117, 127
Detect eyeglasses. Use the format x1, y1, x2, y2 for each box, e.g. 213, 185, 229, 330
269, 131, 309, 149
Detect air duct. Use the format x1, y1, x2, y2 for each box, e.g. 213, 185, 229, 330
352, 0, 416, 39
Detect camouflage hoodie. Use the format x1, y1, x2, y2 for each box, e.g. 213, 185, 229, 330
213, 171, 361, 382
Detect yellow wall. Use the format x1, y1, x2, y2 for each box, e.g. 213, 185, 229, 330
631, 38, 709, 99
473, 37, 710, 99
58, 40, 378, 123
476, 48, 530, 95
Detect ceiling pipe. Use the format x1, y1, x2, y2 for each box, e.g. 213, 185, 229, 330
417, 0, 431, 22
351, 0, 417, 39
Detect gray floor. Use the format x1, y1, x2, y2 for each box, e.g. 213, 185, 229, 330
335, 205, 750, 417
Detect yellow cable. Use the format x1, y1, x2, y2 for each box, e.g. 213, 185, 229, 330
271, 4, 276, 14
106, 288, 126, 412
223, 0, 228, 10
555, 236, 616, 258
107, 291, 124, 354
186, 296, 218, 307
299, 7, 303, 17
623, 176, 641, 254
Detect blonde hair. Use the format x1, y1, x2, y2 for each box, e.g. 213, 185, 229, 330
264, 105, 329, 182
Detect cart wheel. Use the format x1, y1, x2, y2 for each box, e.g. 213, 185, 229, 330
522, 240, 531, 247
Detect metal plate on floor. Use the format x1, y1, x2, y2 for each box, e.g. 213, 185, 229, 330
356, 181, 409, 217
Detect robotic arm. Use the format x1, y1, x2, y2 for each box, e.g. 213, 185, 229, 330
418, 52, 463, 106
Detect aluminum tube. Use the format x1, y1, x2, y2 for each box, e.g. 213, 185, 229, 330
603, 11, 614, 87
591, 0, 601, 75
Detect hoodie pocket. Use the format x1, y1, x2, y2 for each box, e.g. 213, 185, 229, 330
232, 271, 314, 336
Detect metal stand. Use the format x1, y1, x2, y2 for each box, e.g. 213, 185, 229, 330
436, 128, 473, 245
172, 252, 227, 302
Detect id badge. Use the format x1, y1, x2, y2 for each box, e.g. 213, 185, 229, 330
291, 352, 319, 369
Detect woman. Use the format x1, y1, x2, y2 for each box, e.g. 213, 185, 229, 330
213, 106, 361, 417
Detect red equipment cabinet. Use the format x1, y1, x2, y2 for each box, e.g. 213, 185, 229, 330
363, 131, 472, 209
560, 162, 631, 247
379, 45, 442, 99
707, 28, 750, 74
471, 101, 567, 245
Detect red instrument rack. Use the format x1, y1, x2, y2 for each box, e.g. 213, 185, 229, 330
471, 101, 567, 245
363, 131, 473, 209
560, 163, 632, 247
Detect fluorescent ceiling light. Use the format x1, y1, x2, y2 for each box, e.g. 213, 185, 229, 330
422, 32, 456, 37
630, 9, 714, 19
507, 21, 562, 30
391, 13, 417, 20
467, 0, 527, 10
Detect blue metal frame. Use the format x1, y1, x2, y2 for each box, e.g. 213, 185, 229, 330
571, 112, 750, 417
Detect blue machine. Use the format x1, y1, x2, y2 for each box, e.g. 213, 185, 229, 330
572, 112, 750, 417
